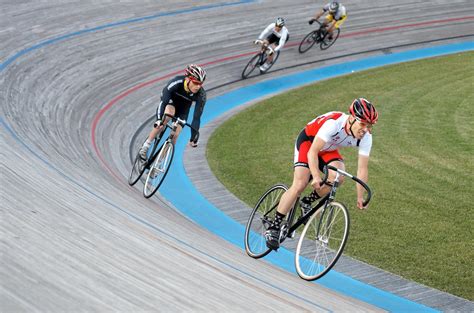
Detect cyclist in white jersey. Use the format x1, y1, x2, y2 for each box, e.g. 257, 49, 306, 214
254, 17, 289, 72
265, 98, 379, 250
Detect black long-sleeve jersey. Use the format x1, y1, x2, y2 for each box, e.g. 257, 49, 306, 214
157, 75, 207, 143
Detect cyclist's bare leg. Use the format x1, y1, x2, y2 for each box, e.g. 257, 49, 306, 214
327, 21, 337, 38
260, 40, 269, 54
266, 43, 278, 64
276, 166, 311, 215
317, 160, 345, 196
171, 124, 183, 145
146, 105, 175, 142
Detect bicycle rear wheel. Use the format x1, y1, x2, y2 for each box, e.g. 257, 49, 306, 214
244, 184, 288, 258
143, 141, 174, 198
128, 135, 163, 186
295, 201, 349, 281
242, 54, 261, 79
299, 31, 318, 53
320, 28, 340, 50
128, 151, 147, 186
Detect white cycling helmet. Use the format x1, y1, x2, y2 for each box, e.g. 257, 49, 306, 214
275, 17, 285, 27
185, 64, 206, 83
329, 2, 339, 13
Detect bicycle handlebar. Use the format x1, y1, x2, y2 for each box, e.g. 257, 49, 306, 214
325, 165, 373, 207
161, 113, 199, 135
254, 40, 274, 54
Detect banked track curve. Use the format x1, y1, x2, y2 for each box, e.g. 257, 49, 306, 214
2, 0, 473, 311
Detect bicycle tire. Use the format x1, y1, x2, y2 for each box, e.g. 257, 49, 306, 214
143, 141, 174, 198
259, 50, 280, 74
128, 151, 147, 186
298, 31, 319, 53
242, 54, 261, 79
320, 28, 340, 50
295, 201, 349, 281
244, 184, 288, 258
128, 135, 163, 186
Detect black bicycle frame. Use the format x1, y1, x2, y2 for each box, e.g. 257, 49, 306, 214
286, 193, 330, 236
144, 113, 197, 166
282, 165, 371, 239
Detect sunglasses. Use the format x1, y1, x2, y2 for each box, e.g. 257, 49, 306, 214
189, 78, 203, 86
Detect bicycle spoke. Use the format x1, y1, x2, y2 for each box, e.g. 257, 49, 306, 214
242, 54, 261, 79
245, 184, 288, 258
143, 141, 174, 198
295, 201, 349, 280
299, 31, 318, 53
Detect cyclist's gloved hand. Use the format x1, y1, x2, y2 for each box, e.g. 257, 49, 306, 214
254, 39, 262, 45
308, 19, 315, 25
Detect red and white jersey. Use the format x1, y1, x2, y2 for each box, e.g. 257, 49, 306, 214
304, 111, 373, 156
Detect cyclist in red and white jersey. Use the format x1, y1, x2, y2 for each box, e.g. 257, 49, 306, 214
265, 98, 379, 250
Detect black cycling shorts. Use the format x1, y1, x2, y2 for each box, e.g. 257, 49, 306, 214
156, 100, 191, 122
266, 33, 289, 45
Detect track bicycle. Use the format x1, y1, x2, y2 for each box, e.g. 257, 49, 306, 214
298, 20, 340, 54
128, 113, 198, 198
244, 165, 372, 281
241, 41, 281, 79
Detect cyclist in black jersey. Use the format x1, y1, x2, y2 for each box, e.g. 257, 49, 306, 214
139, 64, 207, 159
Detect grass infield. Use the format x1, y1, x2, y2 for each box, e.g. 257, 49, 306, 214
207, 51, 473, 300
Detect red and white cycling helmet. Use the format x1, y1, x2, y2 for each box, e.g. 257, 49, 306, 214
185, 64, 207, 84
349, 98, 379, 124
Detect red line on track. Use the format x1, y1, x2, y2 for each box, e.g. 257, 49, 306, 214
91, 15, 474, 183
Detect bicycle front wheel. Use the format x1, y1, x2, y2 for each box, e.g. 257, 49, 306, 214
320, 28, 340, 50
244, 184, 288, 258
295, 201, 349, 281
260, 50, 280, 73
299, 31, 318, 53
242, 54, 261, 79
143, 141, 174, 198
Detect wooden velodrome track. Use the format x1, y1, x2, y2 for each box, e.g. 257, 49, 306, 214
1, 0, 473, 311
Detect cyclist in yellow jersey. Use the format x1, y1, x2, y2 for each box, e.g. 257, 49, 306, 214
309, 1, 347, 40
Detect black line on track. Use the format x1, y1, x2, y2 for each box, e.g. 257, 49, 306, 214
129, 33, 474, 162
209, 33, 474, 91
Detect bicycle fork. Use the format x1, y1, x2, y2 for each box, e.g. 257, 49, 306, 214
315, 172, 341, 245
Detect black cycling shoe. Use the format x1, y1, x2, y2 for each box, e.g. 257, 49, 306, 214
265, 228, 281, 250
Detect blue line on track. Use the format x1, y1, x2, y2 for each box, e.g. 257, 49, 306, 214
161, 41, 473, 313
1, 1, 472, 309
0, 117, 330, 312
0, 0, 255, 72
0, 1, 331, 311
